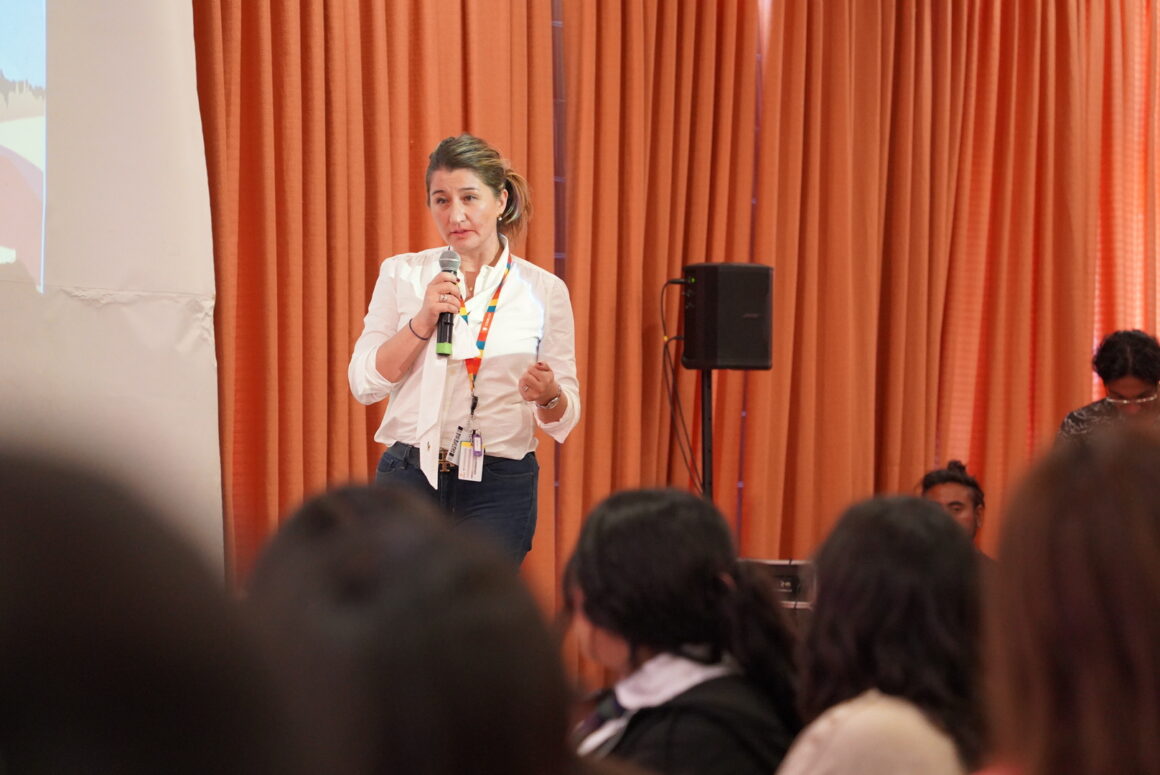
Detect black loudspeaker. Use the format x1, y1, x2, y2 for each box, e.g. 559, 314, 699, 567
681, 263, 773, 370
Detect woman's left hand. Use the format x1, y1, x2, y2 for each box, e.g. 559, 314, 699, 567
518, 362, 560, 405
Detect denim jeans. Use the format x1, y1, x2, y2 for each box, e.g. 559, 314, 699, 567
375, 448, 539, 565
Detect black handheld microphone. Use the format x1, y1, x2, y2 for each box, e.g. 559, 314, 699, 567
436, 249, 460, 356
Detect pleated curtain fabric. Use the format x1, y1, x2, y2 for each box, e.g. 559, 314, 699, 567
193, 0, 555, 583
194, 0, 1159, 684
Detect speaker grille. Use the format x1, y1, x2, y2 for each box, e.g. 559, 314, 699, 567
681, 263, 773, 370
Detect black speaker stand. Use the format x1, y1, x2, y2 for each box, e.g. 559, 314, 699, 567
701, 369, 713, 501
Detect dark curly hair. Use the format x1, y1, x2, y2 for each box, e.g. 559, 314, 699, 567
564, 488, 800, 737
919, 460, 985, 509
800, 496, 983, 768
1092, 329, 1160, 384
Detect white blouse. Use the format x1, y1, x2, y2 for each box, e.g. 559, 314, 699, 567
348, 237, 580, 487
776, 690, 964, 775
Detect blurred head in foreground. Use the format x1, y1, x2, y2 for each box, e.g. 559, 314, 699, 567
988, 427, 1160, 775
248, 484, 573, 775
801, 495, 983, 769
0, 448, 296, 773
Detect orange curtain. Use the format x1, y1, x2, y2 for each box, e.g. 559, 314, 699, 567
557, 0, 762, 685
1091, 1, 1160, 345
933, 1, 1095, 552
742, 0, 1142, 560
192, 0, 555, 580
193, 0, 1158, 660
745, 0, 898, 561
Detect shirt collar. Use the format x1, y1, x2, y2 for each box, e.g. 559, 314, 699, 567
613, 651, 736, 711
480, 234, 511, 278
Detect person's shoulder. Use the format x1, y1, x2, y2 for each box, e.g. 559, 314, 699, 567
619, 689, 785, 775
1058, 398, 1114, 441
819, 690, 948, 741
777, 691, 962, 775
665, 674, 788, 733
510, 256, 572, 306
635, 675, 794, 764
1064, 398, 1114, 424
383, 247, 441, 266
374, 247, 441, 279
668, 673, 767, 710
512, 255, 564, 283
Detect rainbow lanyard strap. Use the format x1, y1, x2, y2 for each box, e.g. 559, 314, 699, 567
460, 253, 515, 394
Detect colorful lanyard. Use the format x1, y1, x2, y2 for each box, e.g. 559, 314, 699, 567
459, 253, 514, 394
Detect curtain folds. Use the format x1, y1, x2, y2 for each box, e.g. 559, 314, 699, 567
934, 0, 1094, 544
557, 0, 763, 686
1091, 0, 1160, 339
193, 0, 1159, 633
193, 0, 555, 579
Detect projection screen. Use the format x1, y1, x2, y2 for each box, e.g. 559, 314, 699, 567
0, 0, 224, 570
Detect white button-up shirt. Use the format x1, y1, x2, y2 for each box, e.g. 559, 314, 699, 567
348, 238, 581, 487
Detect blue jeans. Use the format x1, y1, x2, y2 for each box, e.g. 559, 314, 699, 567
375, 447, 539, 565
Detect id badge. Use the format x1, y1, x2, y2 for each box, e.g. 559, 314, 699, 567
445, 426, 466, 466
458, 431, 484, 482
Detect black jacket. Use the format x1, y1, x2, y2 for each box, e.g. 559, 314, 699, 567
608, 675, 796, 775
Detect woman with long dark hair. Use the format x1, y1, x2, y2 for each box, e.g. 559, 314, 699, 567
778, 496, 983, 775
565, 488, 800, 775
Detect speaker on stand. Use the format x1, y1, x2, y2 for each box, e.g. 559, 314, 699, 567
680, 263, 773, 501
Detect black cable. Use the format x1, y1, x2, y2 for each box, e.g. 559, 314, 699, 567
661, 281, 699, 478
661, 279, 702, 492
664, 338, 702, 493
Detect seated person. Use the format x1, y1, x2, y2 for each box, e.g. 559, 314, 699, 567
920, 460, 985, 541
1058, 329, 1160, 444
565, 488, 800, 775
981, 427, 1160, 775
777, 496, 983, 775
0, 448, 297, 774
247, 483, 609, 775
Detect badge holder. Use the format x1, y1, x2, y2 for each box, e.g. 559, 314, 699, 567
458, 396, 484, 482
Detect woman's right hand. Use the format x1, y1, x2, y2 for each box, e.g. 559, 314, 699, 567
413, 271, 463, 336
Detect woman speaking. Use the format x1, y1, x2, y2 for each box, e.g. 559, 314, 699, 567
348, 134, 580, 565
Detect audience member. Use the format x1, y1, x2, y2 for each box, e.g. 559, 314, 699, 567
777, 496, 982, 775
984, 427, 1160, 775
565, 488, 800, 775
0, 449, 298, 774
247, 484, 591, 775
1058, 329, 1160, 444
920, 460, 985, 541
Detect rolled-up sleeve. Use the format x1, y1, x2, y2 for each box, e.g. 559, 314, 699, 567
348, 258, 404, 405
536, 276, 581, 442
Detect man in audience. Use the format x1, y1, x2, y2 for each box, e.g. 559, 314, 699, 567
920, 460, 985, 541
